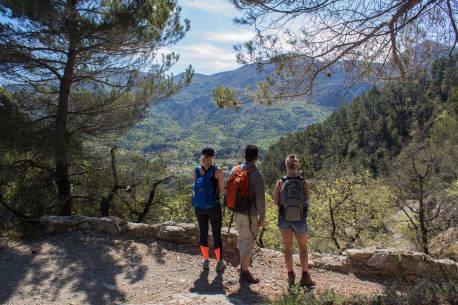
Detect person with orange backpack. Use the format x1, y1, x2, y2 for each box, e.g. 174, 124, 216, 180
226, 145, 265, 284
273, 154, 315, 288
192, 147, 226, 272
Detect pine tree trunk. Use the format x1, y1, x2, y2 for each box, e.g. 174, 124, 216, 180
56, 0, 78, 216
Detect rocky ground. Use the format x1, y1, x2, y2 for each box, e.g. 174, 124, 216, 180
0, 232, 394, 305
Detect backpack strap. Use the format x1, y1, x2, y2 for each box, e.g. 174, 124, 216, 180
200, 165, 214, 176
246, 167, 256, 174
207, 165, 216, 177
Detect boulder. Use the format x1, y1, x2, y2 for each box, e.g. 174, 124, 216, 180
309, 253, 349, 272
429, 227, 458, 260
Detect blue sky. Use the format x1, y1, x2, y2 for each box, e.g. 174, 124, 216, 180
168, 0, 255, 75
0, 0, 253, 76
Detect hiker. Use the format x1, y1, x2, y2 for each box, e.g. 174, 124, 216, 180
227, 145, 265, 283
273, 154, 315, 287
192, 147, 226, 272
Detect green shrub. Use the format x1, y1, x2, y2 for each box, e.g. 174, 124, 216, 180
268, 280, 458, 305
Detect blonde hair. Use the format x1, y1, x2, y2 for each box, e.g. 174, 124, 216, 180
285, 154, 300, 170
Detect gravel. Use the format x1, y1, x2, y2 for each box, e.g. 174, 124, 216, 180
0, 233, 389, 305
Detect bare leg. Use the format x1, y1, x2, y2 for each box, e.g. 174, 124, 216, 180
240, 255, 251, 271
295, 233, 309, 272
280, 229, 294, 272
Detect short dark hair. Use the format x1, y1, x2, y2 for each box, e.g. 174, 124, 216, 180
201, 147, 215, 157
244, 145, 258, 161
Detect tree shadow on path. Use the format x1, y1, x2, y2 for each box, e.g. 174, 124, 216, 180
0, 233, 149, 305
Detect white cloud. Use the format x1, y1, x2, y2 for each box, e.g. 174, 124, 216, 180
177, 43, 241, 74
180, 43, 235, 61
206, 30, 255, 43
181, 0, 237, 15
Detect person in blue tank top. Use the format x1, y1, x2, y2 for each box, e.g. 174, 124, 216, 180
192, 147, 226, 272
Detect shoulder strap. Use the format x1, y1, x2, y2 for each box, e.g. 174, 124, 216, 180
281, 176, 287, 182
246, 167, 256, 174
207, 165, 216, 176
285, 175, 302, 181
201, 165, 214, 176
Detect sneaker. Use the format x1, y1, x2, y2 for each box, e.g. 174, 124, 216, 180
216, 260, 226, 273
239, 270, 260, 284
299, 272, 315, 287
288, 272, 295, 287
202, 259, 210, 270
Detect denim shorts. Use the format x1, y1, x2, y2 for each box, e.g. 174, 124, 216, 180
278, 215, 308, 234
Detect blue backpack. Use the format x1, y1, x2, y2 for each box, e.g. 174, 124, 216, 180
192, 165, 217, 209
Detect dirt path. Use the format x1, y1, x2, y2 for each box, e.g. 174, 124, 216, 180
0, 233, 389, 305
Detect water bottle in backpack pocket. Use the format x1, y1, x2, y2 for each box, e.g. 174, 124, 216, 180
192, 166, 217, 210
279, 176, 307, 222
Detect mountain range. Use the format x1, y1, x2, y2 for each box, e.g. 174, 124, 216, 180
118, 62, 371, 160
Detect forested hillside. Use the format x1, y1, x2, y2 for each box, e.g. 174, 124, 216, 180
255, 56, 457, 257
118, 63, 368, 159
261, 56, 458, 187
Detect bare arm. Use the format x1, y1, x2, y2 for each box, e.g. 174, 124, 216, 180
215, 167, 224, 196
253, 171, 266, 226
304, 180, 310, 201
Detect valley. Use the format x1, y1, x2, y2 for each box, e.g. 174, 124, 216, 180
118, 63, 369, 164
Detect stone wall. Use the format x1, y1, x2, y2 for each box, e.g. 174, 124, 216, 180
40, 216, 238, 255
308, 248, 457, 280
40, 216, 457, 279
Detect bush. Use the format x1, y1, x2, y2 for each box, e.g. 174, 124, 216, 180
269, 280, 458, 305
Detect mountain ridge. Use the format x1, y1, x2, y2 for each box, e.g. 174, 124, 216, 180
119, 62, 370, 159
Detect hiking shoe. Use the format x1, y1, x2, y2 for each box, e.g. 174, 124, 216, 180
239, 270, 260, 284
216, 260, 226, 273
202, 259, 210, 270
299, 272, 315, 287
288, 272, 296, 287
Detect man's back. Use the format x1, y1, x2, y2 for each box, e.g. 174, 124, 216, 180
233, 161, 265, 222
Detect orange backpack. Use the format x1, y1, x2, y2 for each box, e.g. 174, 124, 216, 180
226, 165, 256, 212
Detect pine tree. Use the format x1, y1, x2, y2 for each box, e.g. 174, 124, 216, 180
0, 0, 193, 215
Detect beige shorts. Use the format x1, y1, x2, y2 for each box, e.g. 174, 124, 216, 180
235, 213, 259, 257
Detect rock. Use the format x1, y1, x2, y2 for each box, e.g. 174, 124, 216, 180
78, 216, 125, 235
310, 247, 458, 278
39, 216, 458, 279
121, 223, 157, 239
100, 282, 119, 291
310, 254, 349, 272
429, 227, 458, 260
344, 247, 377, 263
40, 215, 125, 235
39, 216, 240, 255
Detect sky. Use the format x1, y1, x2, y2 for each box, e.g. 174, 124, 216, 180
167, 0, 255, 76
0, 0, 254, 77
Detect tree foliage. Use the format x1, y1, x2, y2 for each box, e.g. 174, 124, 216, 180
309, 170, 394, 253
0, 0, 192, 216
261, 56, 457, 188
216, 0, 457, 106
391, 108, 458, 254
260, 56, 456, 255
